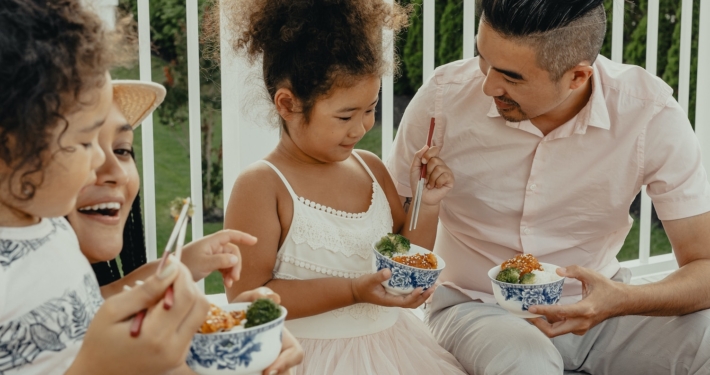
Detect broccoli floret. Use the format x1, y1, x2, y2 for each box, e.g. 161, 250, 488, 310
245, 299, 282, 328
387, 233, 411, 254
375, 235, 396, 257
375, 233, 411, 257
520, 272, 536, 284
495, 267, 521, 284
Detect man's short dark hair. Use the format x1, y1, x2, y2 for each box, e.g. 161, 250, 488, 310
480, 0, 607, 81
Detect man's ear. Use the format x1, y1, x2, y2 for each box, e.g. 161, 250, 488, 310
568, 63, 594, 90
274, 88, 302, 123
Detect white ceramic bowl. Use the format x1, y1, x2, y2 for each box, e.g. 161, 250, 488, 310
487, 262, 565, 318
186, 302, 287, 375
373, 242, 445, 295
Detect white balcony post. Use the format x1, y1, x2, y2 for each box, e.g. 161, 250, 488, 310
638, 0, 661, 266
137, 0, 158, 261
220, 0, 279, 207
611, 0, 624, 63
423, 0, 435, 83
463, 0, 476, 59
186, 0, 204, 242
696, 0, 710, 177
381, 0, 395, 160
678, 0, 694, 113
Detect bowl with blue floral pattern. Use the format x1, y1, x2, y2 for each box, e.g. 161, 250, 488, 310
488, 262, 564, 318
373, 240, 446, 296
186, 302, 287, 375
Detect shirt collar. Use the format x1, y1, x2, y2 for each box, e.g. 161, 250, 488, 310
485, 61, 612, 133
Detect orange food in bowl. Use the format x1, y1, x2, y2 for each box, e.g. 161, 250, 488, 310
391, 253, 438, 269
500, 254, 542, 276
199, 304, 246, 334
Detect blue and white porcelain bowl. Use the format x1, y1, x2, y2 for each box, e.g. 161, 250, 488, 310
487, 263, 565, 318
373, 242, 446, 296
186, 302, 287, 375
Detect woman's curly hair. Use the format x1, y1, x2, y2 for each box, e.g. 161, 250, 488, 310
221, 0, 409, 127
0, 0, 134, 200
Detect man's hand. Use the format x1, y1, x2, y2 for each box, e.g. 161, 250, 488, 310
526, 265, 628, 337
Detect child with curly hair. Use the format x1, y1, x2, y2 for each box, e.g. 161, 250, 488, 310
221, 0, 466, 373
0, 1, 209, 374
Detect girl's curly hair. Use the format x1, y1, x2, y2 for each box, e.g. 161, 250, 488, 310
0, 0, 135, 200
221, 0, 409, 127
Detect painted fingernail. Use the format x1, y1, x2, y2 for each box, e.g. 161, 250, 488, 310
229, 255, 239, 264
158, 262, 177, 279
123, 285, 132, 292
134, 280, 144, 286
269, 371, 278, 375
422, 158, 428, 164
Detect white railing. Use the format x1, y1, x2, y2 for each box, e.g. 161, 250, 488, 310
126, 0, 710, 290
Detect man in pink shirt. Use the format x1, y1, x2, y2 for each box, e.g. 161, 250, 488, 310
387, 0, 710, 373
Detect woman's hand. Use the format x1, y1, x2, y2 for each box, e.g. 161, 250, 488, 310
67, 261, 209, 375
351, 269, 434, 309
180, 229, 257, 287
409, 145, 454, 207
230, 287, 304, 375
263, 328, 304, 375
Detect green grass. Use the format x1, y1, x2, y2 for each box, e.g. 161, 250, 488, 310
616, 216, 673, 262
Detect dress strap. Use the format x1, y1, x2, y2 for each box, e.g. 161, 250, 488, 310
351, 152, 378, 183
258, 160, 299, 199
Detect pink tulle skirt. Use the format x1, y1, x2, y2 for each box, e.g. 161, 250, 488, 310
293, 309, 467, 375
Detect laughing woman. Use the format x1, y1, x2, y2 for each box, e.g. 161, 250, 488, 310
66, 80, 303, 375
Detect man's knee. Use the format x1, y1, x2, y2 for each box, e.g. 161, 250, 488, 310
428, 303, 564, 375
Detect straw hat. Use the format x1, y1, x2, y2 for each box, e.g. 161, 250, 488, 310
112, 80, 167, 128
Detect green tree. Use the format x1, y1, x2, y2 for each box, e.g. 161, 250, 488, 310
438, 1, 464, 66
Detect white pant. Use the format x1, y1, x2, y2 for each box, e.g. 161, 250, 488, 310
427, 273, 710, 375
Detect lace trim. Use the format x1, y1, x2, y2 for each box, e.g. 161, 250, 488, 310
290, 184, 393, 259
331, 303, 385, 321
278, 255, 369, 279
297, 182, 376, 219
273, 271, 299, 280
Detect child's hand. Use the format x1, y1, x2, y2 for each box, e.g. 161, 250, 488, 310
409, 145, 454, 206
180, 229, 257, 287
351, 269, 434, 309
68, 262, 209, 375
231, 286, 281, 304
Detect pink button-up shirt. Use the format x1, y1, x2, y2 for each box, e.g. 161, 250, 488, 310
386, 55, 710, 303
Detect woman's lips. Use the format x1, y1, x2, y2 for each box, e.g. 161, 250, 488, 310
77, 208, 121, 225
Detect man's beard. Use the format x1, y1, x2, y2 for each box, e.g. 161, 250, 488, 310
496, 96, 529, 122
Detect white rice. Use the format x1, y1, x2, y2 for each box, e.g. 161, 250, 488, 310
530, 268, 562, 284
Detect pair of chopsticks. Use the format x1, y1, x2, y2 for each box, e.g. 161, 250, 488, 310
129, 198, 192, 337
409, 118, 436, 231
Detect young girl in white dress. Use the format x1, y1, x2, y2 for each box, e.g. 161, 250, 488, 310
222, 0, 466, 373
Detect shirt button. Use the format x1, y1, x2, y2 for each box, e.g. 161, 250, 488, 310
523, 227, 532, 235
530, 184, 537, 191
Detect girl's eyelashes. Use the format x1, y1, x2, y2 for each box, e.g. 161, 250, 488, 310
81, 143, 93, 149
337, 117, 352, 122
114, 147, 133, 158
